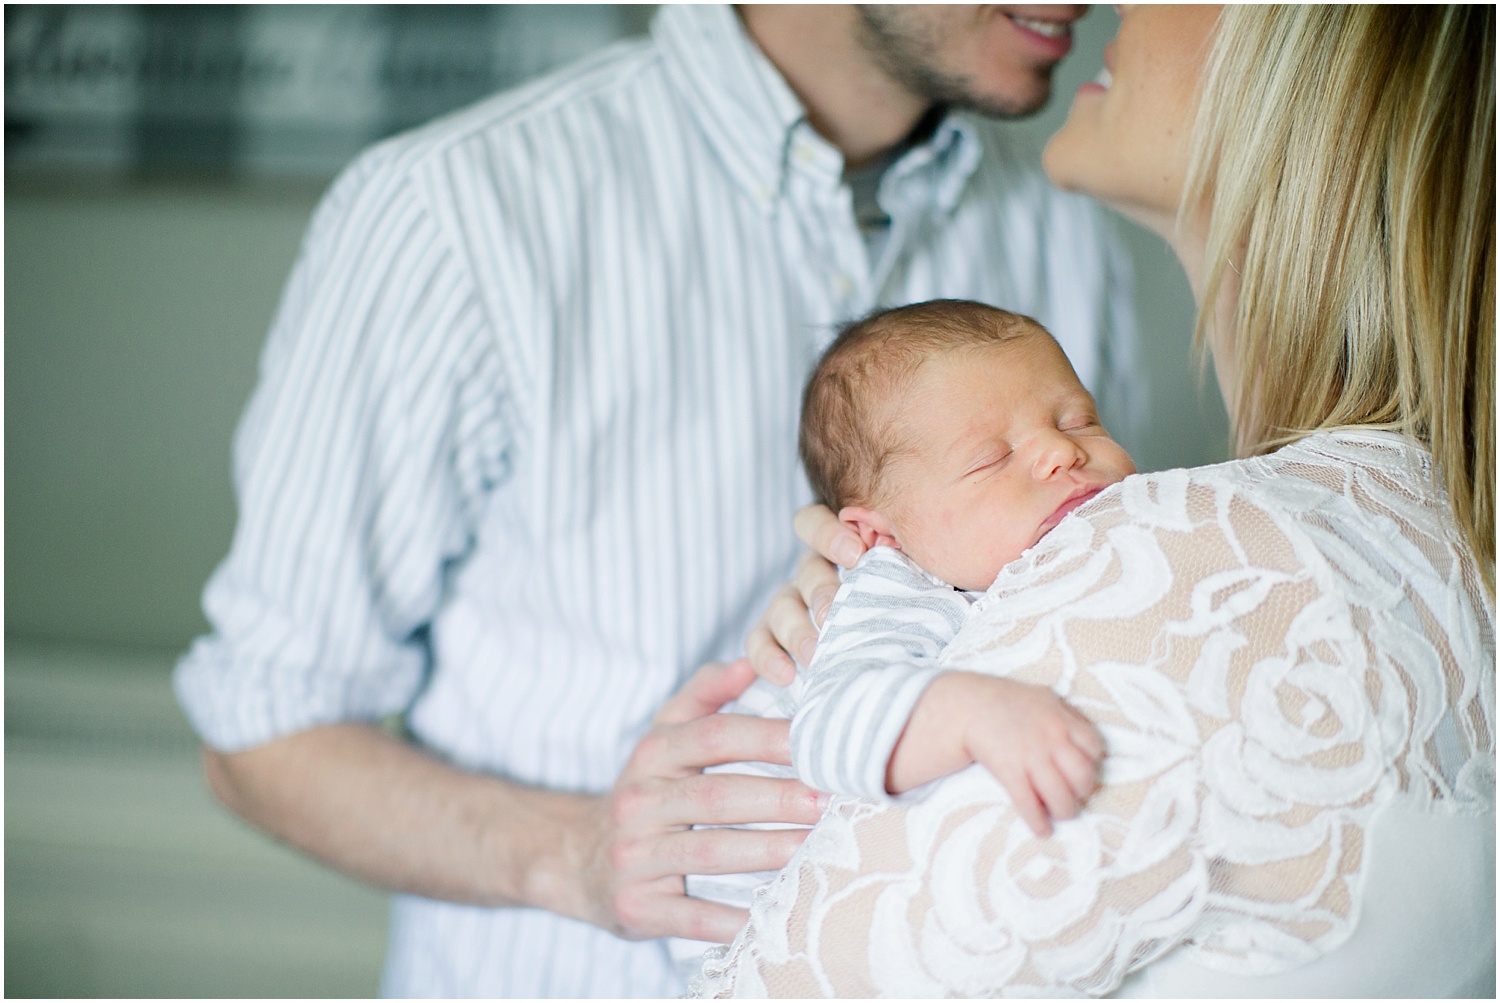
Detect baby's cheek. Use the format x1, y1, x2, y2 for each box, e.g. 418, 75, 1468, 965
946, 512, 1008, 590
938, 506, 959, 534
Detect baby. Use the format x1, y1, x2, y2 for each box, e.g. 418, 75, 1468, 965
791, 298, 1135, 813
670, 299, 1136, 975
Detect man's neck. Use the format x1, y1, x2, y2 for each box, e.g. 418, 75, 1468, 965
738, 5, 933, 170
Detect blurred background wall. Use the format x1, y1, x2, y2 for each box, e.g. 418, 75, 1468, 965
4, 5, 1227, 997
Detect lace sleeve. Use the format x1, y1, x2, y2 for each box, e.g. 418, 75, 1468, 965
693, 462, 1493, 997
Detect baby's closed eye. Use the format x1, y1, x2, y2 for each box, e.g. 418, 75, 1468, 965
964, 450, 1012, 477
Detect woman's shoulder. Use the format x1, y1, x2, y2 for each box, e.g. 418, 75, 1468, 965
972, 429, 1489, 660
1081, 428, 1432, 518
1201, 431, 1468, 593
1037, 429, 1459, 581
953, 426, 1492, 809
978, 446, 1311, 609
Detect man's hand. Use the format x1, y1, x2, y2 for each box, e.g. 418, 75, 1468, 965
202, 660, 827, 949
744, 504, 866, 685
888, 671, 1103, 838
568, 659, 829, 943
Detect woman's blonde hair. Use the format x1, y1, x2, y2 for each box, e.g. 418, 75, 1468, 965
1186, 5, 1495, 590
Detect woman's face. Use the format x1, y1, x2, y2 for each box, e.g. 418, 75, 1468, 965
1042, 5, 1221, 236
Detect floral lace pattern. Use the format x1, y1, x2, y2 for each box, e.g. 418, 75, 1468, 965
693, 430, 1494, 998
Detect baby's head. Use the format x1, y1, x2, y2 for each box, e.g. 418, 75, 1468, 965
800, 300, 1136, 590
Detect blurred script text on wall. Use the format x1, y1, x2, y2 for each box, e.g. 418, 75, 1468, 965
6, 4, 652, 178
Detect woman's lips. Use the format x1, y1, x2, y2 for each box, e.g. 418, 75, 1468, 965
1077, 68, 1110, 97
1078, 43, 1115, 95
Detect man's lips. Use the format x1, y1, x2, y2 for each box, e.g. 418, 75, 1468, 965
1005, 13, 1076, 59
1009, 14, 1073, 40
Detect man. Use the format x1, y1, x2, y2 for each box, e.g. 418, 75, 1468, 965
175, 4, 1136, 997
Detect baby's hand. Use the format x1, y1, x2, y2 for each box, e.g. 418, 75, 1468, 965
890, 672, 1103, 837
962, 675, 1103, 837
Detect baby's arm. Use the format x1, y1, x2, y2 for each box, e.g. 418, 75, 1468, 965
792, 547, 1102, 837
790, 547, 969, 800
886, 671, 1102, 836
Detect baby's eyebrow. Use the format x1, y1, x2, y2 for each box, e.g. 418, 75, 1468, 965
1055, 389, 1098, 414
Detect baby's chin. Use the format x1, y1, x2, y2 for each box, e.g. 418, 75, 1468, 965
923, 557, 1008, 593
952, 569, 1006, 593
897, 539, 1013, 592
930, 543, 1037, 592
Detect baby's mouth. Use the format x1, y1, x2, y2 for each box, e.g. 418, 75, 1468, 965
1042, 488, 1104, 534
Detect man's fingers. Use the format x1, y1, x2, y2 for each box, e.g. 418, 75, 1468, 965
638, 893, 751, 946
602, 657, 832, 945
766, 581, 822, 667
793, 503, 865, 568
744, 621, 798, 686
632, 713, 795, 779
745, 557, 834, 683
655, 823, 811, 878
793, 549, 841, 629
654, 659, 758, 727
678, 773, 826, 827
616, 771, 825, 833
744, 507, 858, 688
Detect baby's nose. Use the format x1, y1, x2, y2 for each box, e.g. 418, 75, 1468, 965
1033, 431, 1086, 477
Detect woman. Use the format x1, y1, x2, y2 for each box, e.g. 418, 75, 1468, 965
696, 5, 1494, 997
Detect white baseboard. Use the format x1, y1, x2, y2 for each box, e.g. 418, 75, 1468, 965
6, 639, 388, 997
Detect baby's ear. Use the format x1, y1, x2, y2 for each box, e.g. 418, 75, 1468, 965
837, 505, 902, 552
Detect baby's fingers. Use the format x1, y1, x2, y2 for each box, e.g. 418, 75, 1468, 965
994, 764, 1052, 838
1069, 714, 1105, 761
1054, 742, 1101, 803
1031, 761, 1084, 828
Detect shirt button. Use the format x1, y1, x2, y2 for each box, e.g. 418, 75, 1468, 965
835, 274, 855, 297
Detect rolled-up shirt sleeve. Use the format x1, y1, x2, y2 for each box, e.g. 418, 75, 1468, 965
174, 146, 515, 751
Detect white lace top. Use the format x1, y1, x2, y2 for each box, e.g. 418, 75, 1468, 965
693, 430, 1495, 998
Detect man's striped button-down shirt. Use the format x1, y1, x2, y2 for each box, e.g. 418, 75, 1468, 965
174, 4, 1141, 997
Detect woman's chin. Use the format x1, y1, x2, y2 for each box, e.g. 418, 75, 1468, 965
1043, 133, 1184, 244
1041, 77, 1110, 185
1039, 133, 1074, 191
1041, 127, 1098, 197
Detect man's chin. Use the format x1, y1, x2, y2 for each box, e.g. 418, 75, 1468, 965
961, 85, 1052, 121
954, 65, 1058, 120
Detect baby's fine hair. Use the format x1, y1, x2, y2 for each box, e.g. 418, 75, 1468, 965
799, 299, 1041, 511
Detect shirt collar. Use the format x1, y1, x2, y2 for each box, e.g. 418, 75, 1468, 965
653, 4, 982, 216
883, 114, 983, 217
